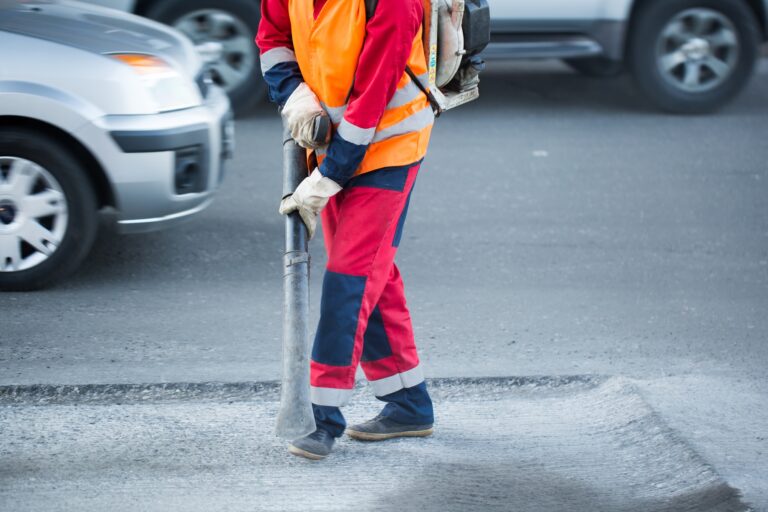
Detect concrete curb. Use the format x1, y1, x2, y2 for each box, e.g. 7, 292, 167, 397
0, 375, 603, 405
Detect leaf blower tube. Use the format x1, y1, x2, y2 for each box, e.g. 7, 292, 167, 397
275, 113, 331, 439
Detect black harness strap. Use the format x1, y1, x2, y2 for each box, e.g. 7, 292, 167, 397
364, 0, 378, 20
405, 66, 442, 117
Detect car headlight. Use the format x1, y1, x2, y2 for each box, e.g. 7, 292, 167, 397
108, 53, 200, 112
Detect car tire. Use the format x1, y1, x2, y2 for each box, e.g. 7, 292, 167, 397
0, 128, 98, 291
564, 57, 624, 78
628, 0, 760, 114
143, 0, 266, 116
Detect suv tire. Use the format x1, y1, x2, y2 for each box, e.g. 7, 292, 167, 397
628, 0, 761, 114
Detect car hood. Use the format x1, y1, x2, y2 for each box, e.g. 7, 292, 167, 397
0, 0, 200, 75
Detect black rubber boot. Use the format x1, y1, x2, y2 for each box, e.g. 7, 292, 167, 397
288, 429, 336, 460
346, 414, 433, 441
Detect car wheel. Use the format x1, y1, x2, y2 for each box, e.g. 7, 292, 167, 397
564, 57, 624, 78
144, 0, 266, 116
628, 0, 760, 114
0, 129, 97, 291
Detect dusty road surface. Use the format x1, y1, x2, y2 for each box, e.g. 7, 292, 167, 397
0, 378, 752, 511
2, 58, 768, 510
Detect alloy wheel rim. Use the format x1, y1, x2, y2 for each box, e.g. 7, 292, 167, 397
0, 157, 68, 272
656, 8, 740, 93
173, 9, 256, 94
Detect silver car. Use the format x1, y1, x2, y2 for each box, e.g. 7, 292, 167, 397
0, 0, 234, 291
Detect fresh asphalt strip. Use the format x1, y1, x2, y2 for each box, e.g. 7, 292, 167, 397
0, 376, 752, 512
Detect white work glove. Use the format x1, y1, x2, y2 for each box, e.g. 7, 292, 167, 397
281, 82, 327, 149
279, 168, 342, 239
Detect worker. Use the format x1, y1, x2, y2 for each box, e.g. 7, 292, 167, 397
257, 0, 435, 460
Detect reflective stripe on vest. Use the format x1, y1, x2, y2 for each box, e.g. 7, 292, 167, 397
372, 104, 434, 143
288, 0, 433, 177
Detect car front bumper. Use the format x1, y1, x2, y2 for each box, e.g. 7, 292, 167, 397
75, 83, 234, 234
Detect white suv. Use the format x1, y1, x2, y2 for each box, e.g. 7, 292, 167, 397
487, 0, 768, 113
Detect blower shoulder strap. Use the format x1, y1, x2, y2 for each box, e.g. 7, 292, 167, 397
364, 0, 442, 117
364, 0, 378, 20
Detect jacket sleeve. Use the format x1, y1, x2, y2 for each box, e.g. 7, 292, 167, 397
255, 0, 303, 107
318, 0, 423, 186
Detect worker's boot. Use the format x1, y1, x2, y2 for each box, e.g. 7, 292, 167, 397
288, 428, 336, 460
346, 414, 433, 441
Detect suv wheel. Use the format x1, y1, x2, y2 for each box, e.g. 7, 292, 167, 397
628, 0, 760, 113
145, 0, 267, 116
0, 129, 97, 291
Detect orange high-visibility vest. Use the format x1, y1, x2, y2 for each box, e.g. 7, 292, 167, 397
287, 0, 434, 177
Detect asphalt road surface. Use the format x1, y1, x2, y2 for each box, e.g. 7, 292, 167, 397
2, 59, 768, 508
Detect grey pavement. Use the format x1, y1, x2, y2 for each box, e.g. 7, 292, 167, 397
0, 378, 752, 511
1, 59, 768, 509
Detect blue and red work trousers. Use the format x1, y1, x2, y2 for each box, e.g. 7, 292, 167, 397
310, 160, 434, 437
